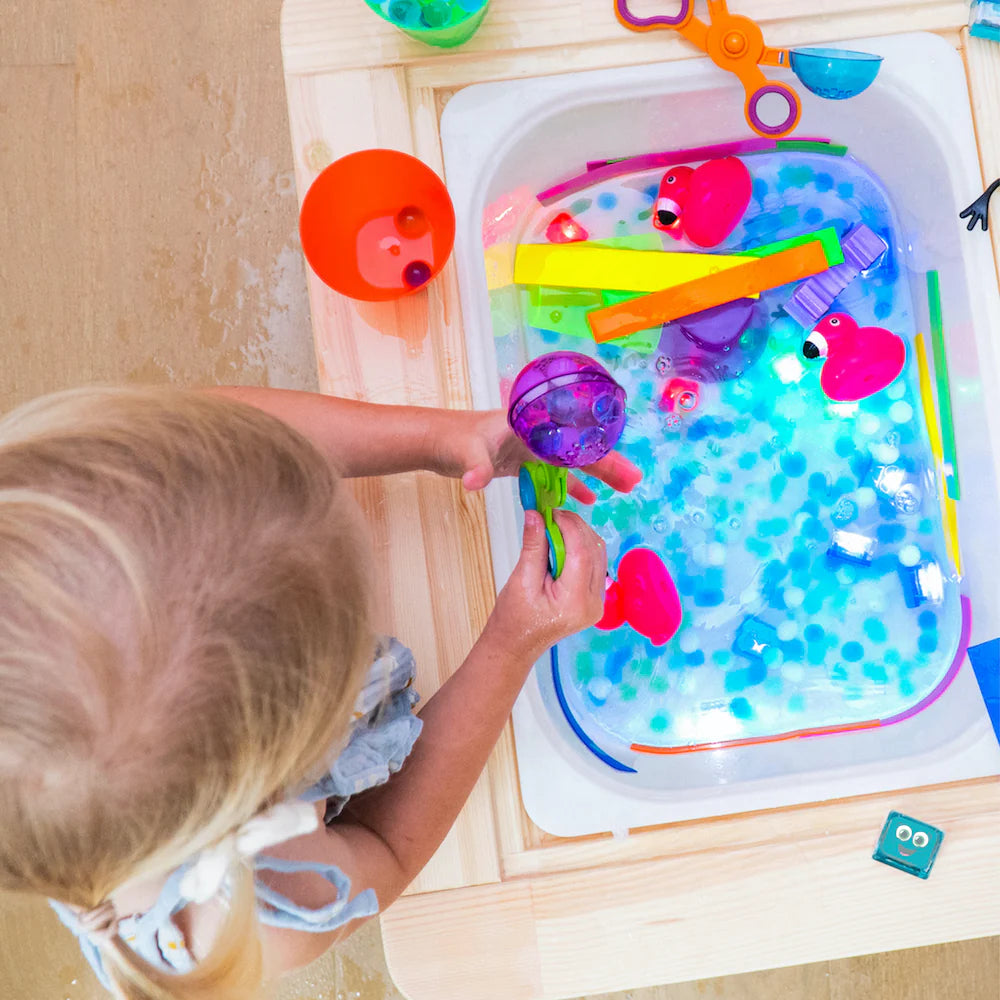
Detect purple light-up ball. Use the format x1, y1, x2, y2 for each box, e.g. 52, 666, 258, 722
507, 351, 627, 467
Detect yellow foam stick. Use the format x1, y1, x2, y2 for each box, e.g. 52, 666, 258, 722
588, 240, 830, 343
513, 243, 758, 294
916, 333, 962, 575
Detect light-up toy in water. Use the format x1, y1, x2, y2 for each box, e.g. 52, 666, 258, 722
508, 351, 627, 577
299, 149, 455, 302
613, 1, 882, 138
802, 312, 906, 402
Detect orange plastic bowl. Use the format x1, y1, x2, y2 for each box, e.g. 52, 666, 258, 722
299, 149, 456, 302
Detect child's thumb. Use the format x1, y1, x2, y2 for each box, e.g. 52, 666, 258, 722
518, 510, 550, 575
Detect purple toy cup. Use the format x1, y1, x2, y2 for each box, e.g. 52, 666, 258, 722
507, 351, 627, 467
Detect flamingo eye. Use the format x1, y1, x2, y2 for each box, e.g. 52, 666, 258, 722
802, 331, 829, 360
828, 317, 841, 327
665, 174, 676, 184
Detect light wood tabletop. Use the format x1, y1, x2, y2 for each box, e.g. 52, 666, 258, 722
280, 2, 1000, 999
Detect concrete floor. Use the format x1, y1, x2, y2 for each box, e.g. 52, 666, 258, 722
0, 1, 996, 998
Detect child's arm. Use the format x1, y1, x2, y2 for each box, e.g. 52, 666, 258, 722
207, 386, 641, 501
252, 507, 607, 973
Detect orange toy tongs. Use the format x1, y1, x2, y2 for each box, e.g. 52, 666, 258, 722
614, 0, 801, 137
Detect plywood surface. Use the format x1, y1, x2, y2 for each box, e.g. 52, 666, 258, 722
278, 4, 1000, 999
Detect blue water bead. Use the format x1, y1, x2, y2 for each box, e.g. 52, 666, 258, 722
842, 641, 865, 662
814, 172, 834, 192
770, 474, 787, 503
606, 646, 631, 685
788, 693, 806, 712
780, 451, 808, 478
782, 638, 806, 661
758, 517, 789, 538
788, 549, 811, 571
837, 182, 854, 200
685, 650, 706, 666
863, 662, 888, 684
864, 618, 888, 643
877, 523, 906, 545
746, 537, 771, 559
918, 632, 938, 654
835, 436, 855, 457
738, 451, 758, 470
730, 697, 754, 719
918, 611, 937, 630
804, 206, 823, 226
597, 191, 618, 210
649, 713, 670, 733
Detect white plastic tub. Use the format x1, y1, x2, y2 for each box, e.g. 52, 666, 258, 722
441, 32, 1000, 837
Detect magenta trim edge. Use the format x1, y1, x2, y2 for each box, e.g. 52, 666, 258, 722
537, 138, 777, 205
878, 593, 973, 727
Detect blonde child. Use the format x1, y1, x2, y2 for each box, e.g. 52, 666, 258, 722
0, 385, 638, 1000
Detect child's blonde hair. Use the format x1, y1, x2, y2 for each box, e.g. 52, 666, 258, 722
0, 387, 375, 999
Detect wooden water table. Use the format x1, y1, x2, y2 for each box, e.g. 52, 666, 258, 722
280, 2, 1000, 997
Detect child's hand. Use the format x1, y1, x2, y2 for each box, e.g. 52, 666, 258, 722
486, 509, 607, 661
444, 409, 642, 503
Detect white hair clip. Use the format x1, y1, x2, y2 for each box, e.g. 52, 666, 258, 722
178, 800, 320, 905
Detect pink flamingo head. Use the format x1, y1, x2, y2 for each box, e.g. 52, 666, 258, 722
803, 313, 906, 402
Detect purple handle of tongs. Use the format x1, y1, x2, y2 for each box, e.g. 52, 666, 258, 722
614, 0, 691, 29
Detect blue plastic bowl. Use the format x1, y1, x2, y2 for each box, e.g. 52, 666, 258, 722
790, 47, 883, 100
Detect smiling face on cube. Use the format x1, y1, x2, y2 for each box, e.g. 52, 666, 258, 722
873, 811, 944, 878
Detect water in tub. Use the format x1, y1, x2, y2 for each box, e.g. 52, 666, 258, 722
492, 149, 961, 760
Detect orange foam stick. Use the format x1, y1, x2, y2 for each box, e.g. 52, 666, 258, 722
587, 240, 831, 343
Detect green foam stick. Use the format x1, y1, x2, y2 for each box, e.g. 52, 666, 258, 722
775, 140, 849, 156
736, 226, 844, 266
927, 270, 961, 500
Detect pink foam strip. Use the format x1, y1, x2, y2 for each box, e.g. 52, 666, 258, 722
538, 138, 777, 205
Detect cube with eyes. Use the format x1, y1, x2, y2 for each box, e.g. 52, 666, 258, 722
873, 811, 944, 879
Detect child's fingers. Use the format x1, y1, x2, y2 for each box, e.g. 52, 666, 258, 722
552, 511, 607, 600
579, 451, 642, 494
516, 509, 552, 580
566, 473, 598, 505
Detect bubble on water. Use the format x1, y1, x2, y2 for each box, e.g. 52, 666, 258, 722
859, 413, 880, 436
898, 544, 921, 567
832, 497, 857, 523
893, 484, 921, 514
783, 586, 805, 608
889, 401, 913, 424
679, 631, 699, 653
691, 510, 705, 524
651, 514, 668, 533
783, 663, 805, 682
885, 430, 900, 448
729, 517, 742, 529
855, 486, 877, 510
872, 443, 899, 464
587, 676, 613, 703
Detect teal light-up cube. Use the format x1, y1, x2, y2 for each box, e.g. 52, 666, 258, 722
872, 811, 944, 879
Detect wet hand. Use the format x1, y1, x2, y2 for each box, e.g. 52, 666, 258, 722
487, 509, 607, 661
451, 410, 641, 502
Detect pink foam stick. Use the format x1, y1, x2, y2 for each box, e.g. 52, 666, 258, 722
537, 138, 777, 206
582, 137, 832, 172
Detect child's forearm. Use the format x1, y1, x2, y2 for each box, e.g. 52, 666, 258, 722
208, 386, 460, 479
338, 619, 543, 888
